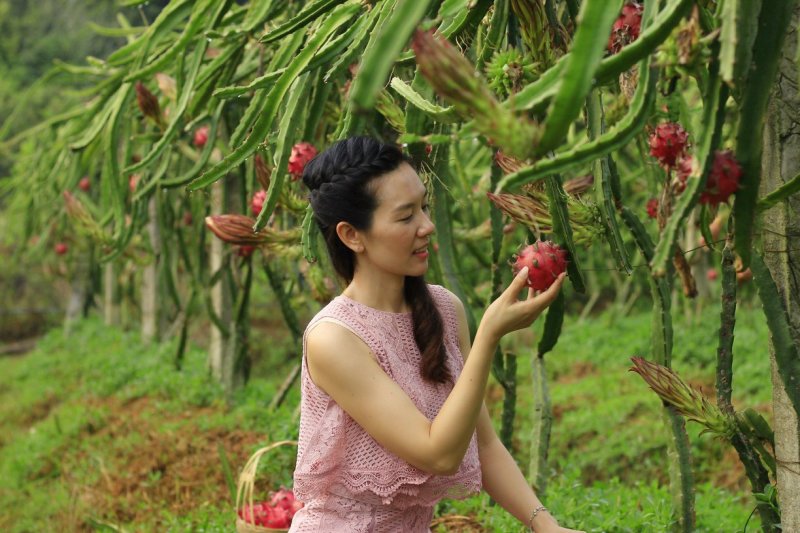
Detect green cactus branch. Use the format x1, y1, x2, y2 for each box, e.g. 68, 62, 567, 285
187, 1, 361, 192
732, 0, 796, 268
389, 78, 459, 123
716, 236, 736, 414
259, 0, 344, 44
350, 0, 433, 110
534, 0, 622, 157
756, 170, 800, 213
254, 73, 312, 232
751, 254, 800, 417
496, 62, 657, 192
588, 90, 632, 275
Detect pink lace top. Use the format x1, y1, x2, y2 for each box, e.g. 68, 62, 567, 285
290, 284, 482, 532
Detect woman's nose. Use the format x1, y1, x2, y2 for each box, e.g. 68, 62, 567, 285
419, 213, 435, 236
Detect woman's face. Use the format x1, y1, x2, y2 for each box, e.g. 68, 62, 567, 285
357, 162, 435, 278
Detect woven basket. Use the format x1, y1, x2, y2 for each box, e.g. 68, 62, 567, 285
235, 440, 298, 533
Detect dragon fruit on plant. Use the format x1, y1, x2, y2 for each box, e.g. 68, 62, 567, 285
646, 198, 658, 219
193, 126, 209, 148
700, 150, 741, 205
649, 122, 689, 168
607, 2, 644, 54
288, 142, 318, 180
251, 189, 267, 217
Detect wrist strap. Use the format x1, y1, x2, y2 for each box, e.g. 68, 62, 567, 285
529, 505, 548, 531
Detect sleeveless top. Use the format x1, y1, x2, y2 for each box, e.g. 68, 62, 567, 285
289, 284, 482, 532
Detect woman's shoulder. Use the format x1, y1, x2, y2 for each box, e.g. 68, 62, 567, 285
427, 284, 464, 314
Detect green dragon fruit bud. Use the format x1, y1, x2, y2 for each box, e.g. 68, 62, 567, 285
487, 187, 604, 245
510, 0, 565, 70
412, 29, 540, 159
485, 48, 539, 97
629, 356, 736, 438
63, 191, 110, 244
375, 89, 406, 134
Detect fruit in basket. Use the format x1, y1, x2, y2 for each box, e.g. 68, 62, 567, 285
270, 487, 304, 515
238, 487, 303, 529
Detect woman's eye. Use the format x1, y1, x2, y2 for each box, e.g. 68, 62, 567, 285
422, 204, 430, 212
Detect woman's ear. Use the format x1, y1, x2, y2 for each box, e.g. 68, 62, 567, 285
335, 221, 364, 253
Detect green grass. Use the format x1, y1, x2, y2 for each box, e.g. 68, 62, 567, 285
0, 291, 773, 532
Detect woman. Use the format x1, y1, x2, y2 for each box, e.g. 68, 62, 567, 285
290, 136, 581, 533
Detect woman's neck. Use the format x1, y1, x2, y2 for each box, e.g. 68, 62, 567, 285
343, 271, 408, 313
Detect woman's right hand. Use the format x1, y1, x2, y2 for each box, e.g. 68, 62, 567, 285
477, 266, 566, 345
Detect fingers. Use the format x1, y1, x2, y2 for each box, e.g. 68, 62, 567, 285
525, 273, 566, 307
503, 266, 529, 299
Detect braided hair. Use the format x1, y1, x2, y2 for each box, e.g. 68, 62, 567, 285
302, 137, 450, 384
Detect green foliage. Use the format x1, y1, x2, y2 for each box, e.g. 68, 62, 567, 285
0, 304, 770, 531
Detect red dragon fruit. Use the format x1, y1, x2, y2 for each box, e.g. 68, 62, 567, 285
238, 488, 303, 529
700, 150, 741, 205
511, 240, 568, 291
288, 142, 318, 180
237, 245, 255, 258
251, 189, 267, 217
674, 155, 694, 193
649, 122, 689, 168
646, 198, 658, 219
78, 176, 91, 192
270, 487, 304, 516
193, 125, 209, 148
607, 2, 643, 54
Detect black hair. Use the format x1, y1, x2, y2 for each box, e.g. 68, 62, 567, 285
302, 136, 450, 383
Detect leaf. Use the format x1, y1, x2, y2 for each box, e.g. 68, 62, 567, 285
496, 62, 657, 191
187, 1, 361, 192
588, 89, 632, 274
537, 291, 564, 357
719, 0, 761, 90
389, 77, 458, 123
756, 170, 800, 213
125, 41, 208, 174
545, 176, 585, 293
107, 0, 194, 66
253, 72, 313, 232
123, 0, 217, 83
260, 0, 344, 44
349, 0, 433, 110
535, 0, 623, 156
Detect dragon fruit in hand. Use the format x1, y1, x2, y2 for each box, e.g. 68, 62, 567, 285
512, 240, 568, 291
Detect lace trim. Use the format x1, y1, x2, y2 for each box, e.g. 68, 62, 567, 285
294, 462, 482, 508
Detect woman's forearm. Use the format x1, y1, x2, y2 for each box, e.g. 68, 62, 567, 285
480, 436, 558, 532
427, 326, 499, 472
